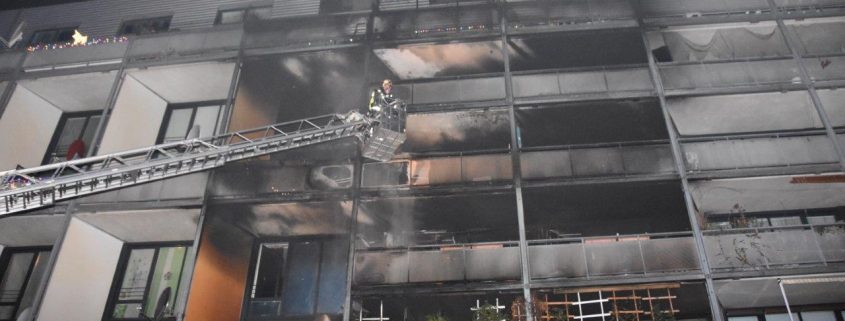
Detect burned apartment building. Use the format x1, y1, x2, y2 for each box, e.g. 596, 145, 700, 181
0, 0, 844, 321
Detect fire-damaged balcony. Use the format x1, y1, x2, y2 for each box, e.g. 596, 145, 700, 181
354, 282, 713, 321
638, 0, 845, 26
691, 174, 845, 276
665, 87, 845, 177
651, 18, 845, 96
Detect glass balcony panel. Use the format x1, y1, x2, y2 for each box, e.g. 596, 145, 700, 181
703, 225, 844, 270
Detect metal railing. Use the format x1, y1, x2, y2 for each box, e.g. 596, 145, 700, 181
353, 232, 700, 285
703, 222, 845, 271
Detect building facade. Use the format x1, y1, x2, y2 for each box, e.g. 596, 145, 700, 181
0, 0, 844, 321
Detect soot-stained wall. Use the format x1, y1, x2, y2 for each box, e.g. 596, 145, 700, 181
184, 215, 253, 321
233, 48, 370, 129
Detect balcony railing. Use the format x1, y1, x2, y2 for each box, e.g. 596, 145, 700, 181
659, 57, 802, 94
703, 222, 845, 271
353, 232, 700, 286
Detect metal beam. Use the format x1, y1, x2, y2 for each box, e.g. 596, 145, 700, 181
175, 172, 213, 321
343, 152, 364, 321
0, 52, 27, 122
344, 9, 375, 320
631, 1, 724, 319
499, 9, 535, 321
766, 0, 845, 171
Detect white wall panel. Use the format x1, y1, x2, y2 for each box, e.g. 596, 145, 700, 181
690, 175, 845, 214
97, 76, 167, 154
683, 135, 838, 171
37, 218, 123, 321
818, 88, 845, 127
0, 86, 62, 169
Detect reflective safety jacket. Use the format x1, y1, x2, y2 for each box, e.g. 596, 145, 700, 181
368, 87, 395, 113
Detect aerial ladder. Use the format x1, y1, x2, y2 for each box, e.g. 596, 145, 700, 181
0, 109, 405, 217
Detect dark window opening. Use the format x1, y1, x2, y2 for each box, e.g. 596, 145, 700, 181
0, 248, 51, 321
105, 244, 191, 321
245, 238, 348, 320
156, 102, 225, 144
215, 6, 272, 25
43, 111, 102, 165
28, 27, 77, 46
652, 45, 673, 63
117, 16, 172, 36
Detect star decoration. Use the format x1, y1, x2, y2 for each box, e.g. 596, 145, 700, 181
71, 29, 88, 46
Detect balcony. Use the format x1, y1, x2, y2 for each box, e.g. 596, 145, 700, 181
23, 42, 127, 72
126, 26, 242, 62
353, 232, 700, 286
703, 223, 845, 272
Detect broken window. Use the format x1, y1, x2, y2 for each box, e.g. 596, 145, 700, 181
108, 245, 191, 320
43, 111, 101, 164
245, 238, 349, 319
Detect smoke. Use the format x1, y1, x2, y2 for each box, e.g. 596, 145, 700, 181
405, 109, 510, 150
374, 41, 511, 79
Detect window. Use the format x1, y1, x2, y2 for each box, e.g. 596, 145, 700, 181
800, 311, 838, 321
765, 313, 799, 321
0, 248, 51, 321
215, 6, 272, 25
118, 16, 171, 36
43, 111, 101, 165
29, 27, 77, 46
247, 243, 288, 317
246, 239, 348, 319
107, 244, 191, 320
156, 102, 225, 144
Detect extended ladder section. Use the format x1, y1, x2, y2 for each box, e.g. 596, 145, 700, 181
0, 113, 402, 216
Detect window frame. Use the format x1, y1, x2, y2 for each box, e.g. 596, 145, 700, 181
117, 16, 173, 37
155, 100, 226, 145
41, 110, 102, 165
0, 246, 51, 321
214, 5, 272, 25
28, 26, 78, 47
103, 242, 192, 321
241, 235, 348, 320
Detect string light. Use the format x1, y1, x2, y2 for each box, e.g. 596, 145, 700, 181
26, 35, 129, 53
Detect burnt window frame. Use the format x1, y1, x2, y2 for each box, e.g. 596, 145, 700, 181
241, 235, 348, 320
154, 100, 226, 145
117, 16, 172, 37
41, 110, 102, 165
28, 26, 78, 47
0, 246, 51, 321
102, 242, 192, 321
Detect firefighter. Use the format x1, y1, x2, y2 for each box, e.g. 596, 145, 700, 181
368, 79, 395, 118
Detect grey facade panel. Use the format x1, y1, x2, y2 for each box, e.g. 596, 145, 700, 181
9, 0, 319, 40
682, 135, 839, 171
